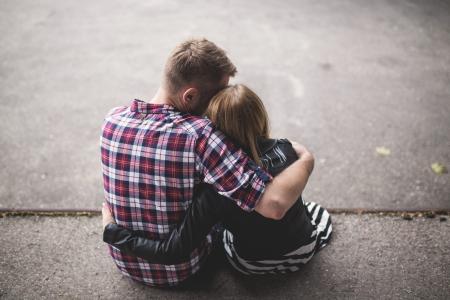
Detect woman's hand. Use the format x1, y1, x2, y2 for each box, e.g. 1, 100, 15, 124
102, 202, 116, 229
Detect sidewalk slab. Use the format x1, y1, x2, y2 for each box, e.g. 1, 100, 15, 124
0, 0, 449, 210
1, 214, 449, 299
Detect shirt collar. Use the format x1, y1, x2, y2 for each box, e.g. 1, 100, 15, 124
130, 99, 176, 114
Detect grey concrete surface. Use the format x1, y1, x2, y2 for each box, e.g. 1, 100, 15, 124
0, 214, 449, 299
0, 0, 449, 210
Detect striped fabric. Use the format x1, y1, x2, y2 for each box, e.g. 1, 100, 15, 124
222, 201, 332, 274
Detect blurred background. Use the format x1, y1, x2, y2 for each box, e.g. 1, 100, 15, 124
0, 0, 449, 210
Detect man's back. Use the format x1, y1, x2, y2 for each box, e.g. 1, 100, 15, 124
101, 99, 270, 287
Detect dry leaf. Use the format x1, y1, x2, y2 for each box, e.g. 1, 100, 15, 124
431, 163, 448, 175
376, 147, 391, 156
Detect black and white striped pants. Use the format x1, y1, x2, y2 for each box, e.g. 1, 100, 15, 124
222, 201, 333, 274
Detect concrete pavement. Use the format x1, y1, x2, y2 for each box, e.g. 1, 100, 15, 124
1, 1, 449, 298
0, 214, 449, 299
0, 0, 449, 210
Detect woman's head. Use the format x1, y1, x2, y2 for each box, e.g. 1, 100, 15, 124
205, 84, 270, 165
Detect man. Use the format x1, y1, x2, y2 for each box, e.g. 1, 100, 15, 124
100, 38, 314, 287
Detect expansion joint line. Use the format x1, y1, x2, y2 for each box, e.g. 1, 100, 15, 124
0, 208, 449, 218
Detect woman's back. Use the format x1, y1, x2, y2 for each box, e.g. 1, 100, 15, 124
223, 138, 315, 260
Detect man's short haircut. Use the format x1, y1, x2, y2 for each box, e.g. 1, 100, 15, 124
164, 38, 237, 94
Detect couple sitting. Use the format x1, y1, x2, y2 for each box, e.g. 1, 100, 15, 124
100, 38, 332, 287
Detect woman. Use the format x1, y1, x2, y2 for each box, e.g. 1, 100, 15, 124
102, 84, 332, 274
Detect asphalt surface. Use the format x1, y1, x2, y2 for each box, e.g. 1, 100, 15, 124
1, 1, 449, 298
0, 214, 449, 299
0, 0, 449, 210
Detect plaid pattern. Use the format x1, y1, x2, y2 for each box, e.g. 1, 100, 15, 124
101, 99, 271, 287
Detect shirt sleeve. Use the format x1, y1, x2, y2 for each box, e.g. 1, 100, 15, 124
195, 123, 273, 212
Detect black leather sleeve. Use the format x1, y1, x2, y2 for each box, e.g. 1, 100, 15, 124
102, 184, 233, 264
268, 139, 299, 176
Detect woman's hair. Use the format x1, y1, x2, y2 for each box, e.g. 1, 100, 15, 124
205, 84, 270, 166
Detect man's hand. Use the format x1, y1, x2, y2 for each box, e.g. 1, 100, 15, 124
291, 141, 308, 156
102, 202, 116, 229
291, 141, 314, 175
255, 141, 315, 220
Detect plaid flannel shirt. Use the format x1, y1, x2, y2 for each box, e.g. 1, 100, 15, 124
100, 99, 272, 287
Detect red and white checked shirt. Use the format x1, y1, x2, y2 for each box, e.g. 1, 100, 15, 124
100, 99, 272, 287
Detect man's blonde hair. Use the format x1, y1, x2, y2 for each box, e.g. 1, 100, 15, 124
164, 38, 237, 94
205, 84, 270, 166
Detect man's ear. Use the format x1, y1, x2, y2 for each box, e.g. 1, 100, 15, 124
182, 87, 199, 104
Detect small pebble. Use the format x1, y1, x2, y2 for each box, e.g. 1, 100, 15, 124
402, 214, 413, 221
424, 212, 435, 218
